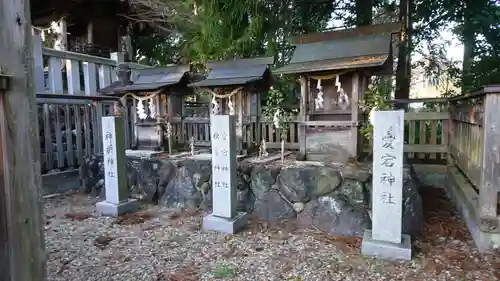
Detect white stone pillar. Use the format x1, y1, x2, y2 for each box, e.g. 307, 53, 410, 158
361, 110, 412, 261
203, 115, 248, 233
96, 116, 138, 217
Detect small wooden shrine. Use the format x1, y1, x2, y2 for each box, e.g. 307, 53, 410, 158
275, 23, 400, 162
188, 57, 274, 155
100, 64, 195, 151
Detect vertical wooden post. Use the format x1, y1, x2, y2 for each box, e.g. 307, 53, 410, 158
351, 72, 360, 158
131, 98, 138, 149
299, 75, 308, 155
155, 94, 164, 150
180, 95, 186, 144
0, 0, 46, 280
32, 34, 44, 93
255, 92, 261, 148
110, 52, 124, 82
87, 21, 94, 44
57, 17, 68, 51
478, 91, 500, 232
236, 90, 244, 154
446, 101, 454, 166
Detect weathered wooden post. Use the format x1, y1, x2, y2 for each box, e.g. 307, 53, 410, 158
0, 0, 46, 280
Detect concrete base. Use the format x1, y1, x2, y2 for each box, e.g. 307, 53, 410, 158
361, 230, 412, 261
96, 199, 139, 217
202, 212, 248, 234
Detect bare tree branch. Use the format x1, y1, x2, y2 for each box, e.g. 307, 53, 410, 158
120, 0, 193, 32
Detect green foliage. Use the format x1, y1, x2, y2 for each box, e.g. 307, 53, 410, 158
262, 85, 294, 140
176, 0, 264, 63
129, 0, 500, 100
132, 0, 336, 66
414, 0, 500, 94
359, 77, 393, 141
212, 264, 235, 278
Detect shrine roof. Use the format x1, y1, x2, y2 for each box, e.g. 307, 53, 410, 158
110, 65, 191, 93
275, 33, 393, 75
188, 57, 274, 88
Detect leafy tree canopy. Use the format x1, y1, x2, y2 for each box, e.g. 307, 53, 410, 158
130, 0, 500, 96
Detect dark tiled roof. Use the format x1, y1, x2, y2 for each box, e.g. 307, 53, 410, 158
112, 65, 190, 93
275, 34, 392, 74
189, 57, 274, 88
188, 76, 263, 87
276, 54, 388, 74
98, 80, 133, 95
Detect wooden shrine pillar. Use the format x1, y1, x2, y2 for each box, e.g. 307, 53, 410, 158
255, 92, 262, 148
0, 0, 46, 280
299, 75, 308, 155
236, 90, 244, 154
155, 94, 164, 150
351, 72, 360, 157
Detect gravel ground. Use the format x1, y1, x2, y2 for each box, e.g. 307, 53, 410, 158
45, 190, 500, 281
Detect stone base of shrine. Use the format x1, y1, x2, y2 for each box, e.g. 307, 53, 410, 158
361, 229, 412, 261
96, 199, 139, 217
202, 212, 248, 234
80, 152, 425, 239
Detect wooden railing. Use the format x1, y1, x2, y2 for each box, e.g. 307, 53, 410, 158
170, 117, 211, 147
34, 33, 150, 173
37, 94, 134, 173
33, 34, 151, 95
168, 117, 300, 150
449, 97, 483, 188
246, 120, 300, 150
362, 99, 449, 162
447, 85, 500, 232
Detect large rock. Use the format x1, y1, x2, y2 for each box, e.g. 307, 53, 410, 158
298, 193, 371, 237
159, 159, 211, 209
277, 166, 342, 203
250, 165, 281, 199
253, 190, 296, 221
79, 155, 423, 239
128, 157, 176, 202
79, 155, 104, 194
296, 166, 371, 237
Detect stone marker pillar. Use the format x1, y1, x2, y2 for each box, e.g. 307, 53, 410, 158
361, 110, 412, 261
96, 116, 138, 217
203, 114, 248, 233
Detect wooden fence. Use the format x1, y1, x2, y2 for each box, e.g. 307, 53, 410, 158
37, 94, 132, 173
33, 33, 150, 173
446, 86, 500, 232
165, 115, 301, 150
38, 96, 451, 173
362, 99, 449, 162
33, 38, 151, 96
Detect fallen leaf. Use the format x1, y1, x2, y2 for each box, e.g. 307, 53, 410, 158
64, 212, 91, 221
167, 264, 199, 281
116, 211, 153, 225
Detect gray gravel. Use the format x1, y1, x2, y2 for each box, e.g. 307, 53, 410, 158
45, 194, 499, 281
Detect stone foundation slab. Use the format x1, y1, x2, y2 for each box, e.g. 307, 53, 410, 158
361, 229, 412, 261
202, 212, 248, 234
96, 199, 139, 217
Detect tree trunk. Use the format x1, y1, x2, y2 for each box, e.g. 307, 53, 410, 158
355, 0, 373, 26
394, 0, 413, 106
461, 0, 475, 93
